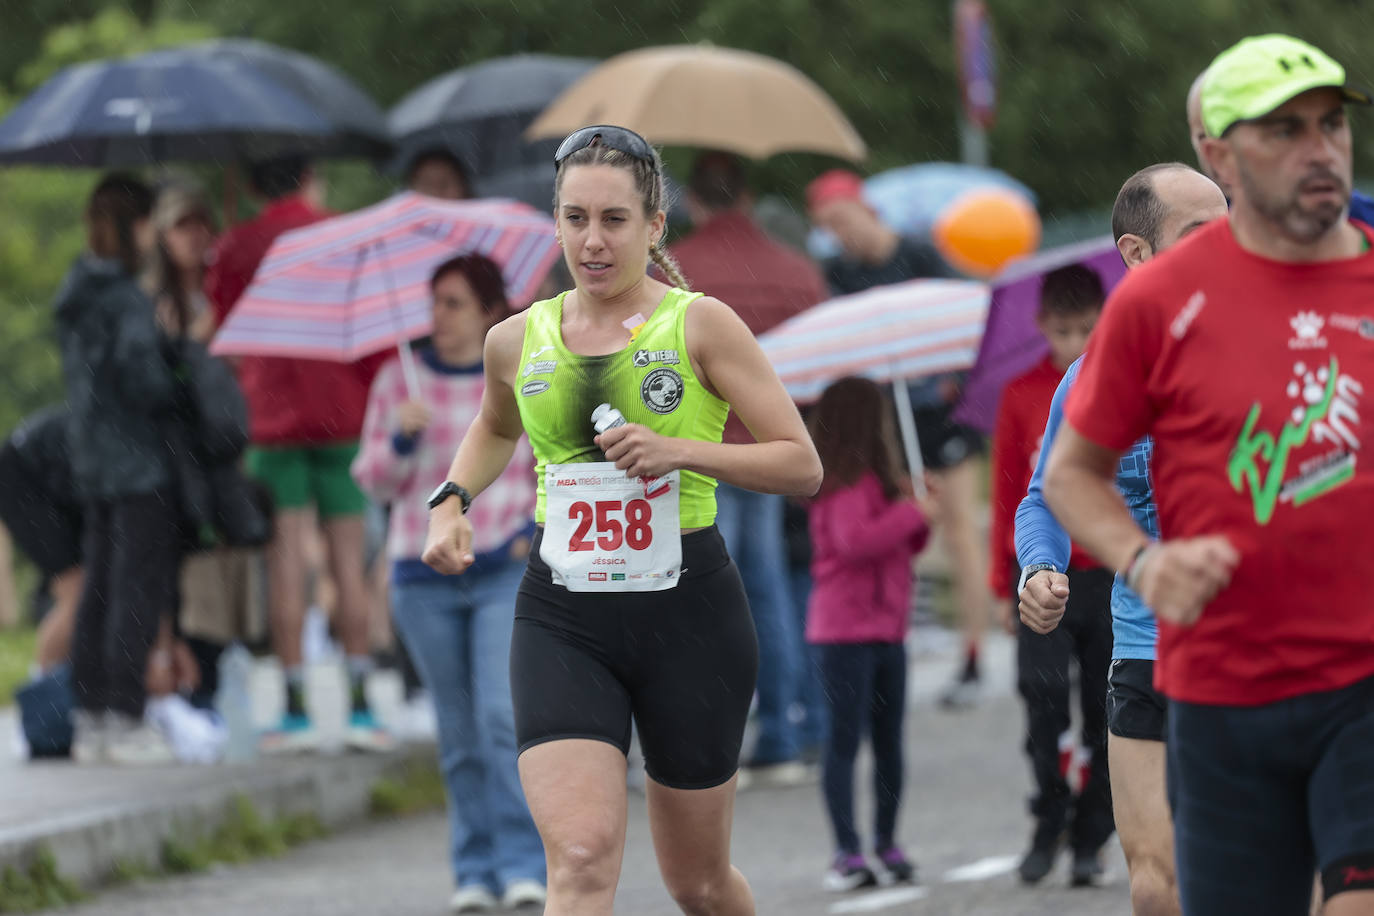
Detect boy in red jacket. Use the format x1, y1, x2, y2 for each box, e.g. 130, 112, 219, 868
989, 265, 1115, 885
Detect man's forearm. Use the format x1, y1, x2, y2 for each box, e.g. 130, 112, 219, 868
1044, 461, 1151, 575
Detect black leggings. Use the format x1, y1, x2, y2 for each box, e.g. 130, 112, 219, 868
511, 526, 758, 790
818, 642, 907, 854
71, 492, 181, 717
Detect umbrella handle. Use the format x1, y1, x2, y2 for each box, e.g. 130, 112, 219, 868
374, 239, 422, 401
397, 338, 422, 401
891, 379, 928, 501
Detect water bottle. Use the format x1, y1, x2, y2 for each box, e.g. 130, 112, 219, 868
591, 403, 627, 434
216, 643, 258, 764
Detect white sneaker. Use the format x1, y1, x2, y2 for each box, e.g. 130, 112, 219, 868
105, 713, 177, 766
501, 879, 547, 910
739, 760, 815, 789
393, 692, 438, 743
71, 710, 108, 764
449, 885, 499, 913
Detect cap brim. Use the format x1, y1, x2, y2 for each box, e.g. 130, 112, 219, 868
1342, 84, 1373, 106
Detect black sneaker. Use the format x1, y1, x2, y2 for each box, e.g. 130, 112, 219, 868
823, 853, 878, 893
1070, 849, 1105, 887
875, 846, 917, 884
1017, 831, 1062, 885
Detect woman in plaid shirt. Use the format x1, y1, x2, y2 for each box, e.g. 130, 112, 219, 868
352, 254, 545, 912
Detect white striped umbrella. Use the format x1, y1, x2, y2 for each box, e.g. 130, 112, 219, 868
758, 277, 990, 495
210, 192, 561, 397
758, 278, 990, 402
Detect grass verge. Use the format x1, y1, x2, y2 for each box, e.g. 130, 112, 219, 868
0, 626, 36, 707
1, 759, 446, 912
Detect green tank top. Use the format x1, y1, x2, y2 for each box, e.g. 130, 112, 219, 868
515, 288, 729, 526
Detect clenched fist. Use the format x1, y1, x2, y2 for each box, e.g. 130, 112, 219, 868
423, 503, 476, 575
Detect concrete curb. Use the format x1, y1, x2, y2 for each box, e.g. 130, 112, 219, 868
0, 744, 435, 890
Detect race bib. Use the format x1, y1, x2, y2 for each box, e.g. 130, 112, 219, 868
541, 462, 682, 592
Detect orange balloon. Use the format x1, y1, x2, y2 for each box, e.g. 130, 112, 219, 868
932, 188, 1042, 278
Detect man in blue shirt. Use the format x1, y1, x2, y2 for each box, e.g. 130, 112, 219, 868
1014, 162, 1227, 913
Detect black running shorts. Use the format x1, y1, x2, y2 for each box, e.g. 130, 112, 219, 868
1106, 658, 1168, 743
511, 525, 758, 790
1168, 672, 1374, 911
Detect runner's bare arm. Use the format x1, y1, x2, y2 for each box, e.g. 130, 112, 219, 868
423, 313, 527, 576
612, 295, 820, 496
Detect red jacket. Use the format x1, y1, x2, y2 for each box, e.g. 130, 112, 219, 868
806, 473, 930, 645
988, 357, 1096, 597
206, 195, 386, 445
669, 210, 826, 444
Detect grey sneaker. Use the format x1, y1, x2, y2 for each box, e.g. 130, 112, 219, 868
71, 709, 109, 765
449, 885, 498, 913
501, 879, 547, 910
105, 713, 177, 766
938, 675, 982, 711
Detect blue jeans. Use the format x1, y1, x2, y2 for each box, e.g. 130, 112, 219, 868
715, 484, 801, 763
392, 565, 545, 893
789, 568, 828, 754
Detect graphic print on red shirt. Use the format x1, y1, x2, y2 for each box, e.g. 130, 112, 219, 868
1065, 218, 1374, 706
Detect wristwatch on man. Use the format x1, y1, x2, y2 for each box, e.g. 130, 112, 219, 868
427, 481, 472, 514
1017, 563, 1058, 594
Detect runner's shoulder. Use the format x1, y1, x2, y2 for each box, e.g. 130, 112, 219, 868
485, 310, 531, 376
683, 295, 750, 345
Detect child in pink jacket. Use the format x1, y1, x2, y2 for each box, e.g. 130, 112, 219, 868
806, 377, 933, 892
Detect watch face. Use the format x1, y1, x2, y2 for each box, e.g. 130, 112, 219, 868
428, 482, 450, 506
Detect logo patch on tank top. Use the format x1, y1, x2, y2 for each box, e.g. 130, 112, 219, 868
520, 380, 550, 396
641, 367, 684, 414
633, 348, 679, 367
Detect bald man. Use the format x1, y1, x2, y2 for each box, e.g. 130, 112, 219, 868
1012, 163, 1226, 904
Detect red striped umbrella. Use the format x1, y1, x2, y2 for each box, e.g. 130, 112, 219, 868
758, 277, 989, 494
758, 278, 990, 403
211, 192, 561, 393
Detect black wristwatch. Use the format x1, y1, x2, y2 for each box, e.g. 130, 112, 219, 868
427, 481, 472, 514
1017, 563, 1057, 593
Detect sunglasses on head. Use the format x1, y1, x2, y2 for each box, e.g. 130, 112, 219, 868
554, 125, 655, 166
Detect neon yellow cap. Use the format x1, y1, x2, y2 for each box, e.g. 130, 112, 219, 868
1201, 34, 1370, 138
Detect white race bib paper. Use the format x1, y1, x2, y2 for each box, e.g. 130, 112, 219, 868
540, 462, 682, 592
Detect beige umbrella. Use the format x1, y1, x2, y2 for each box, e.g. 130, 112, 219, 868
525, 44, 867, 162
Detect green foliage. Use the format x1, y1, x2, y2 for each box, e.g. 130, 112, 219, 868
2, 2, 1374, 441
0, 627, 37, 706
370, 762, 447, 818
15, 8, 214, 92
0, 848, 85, 912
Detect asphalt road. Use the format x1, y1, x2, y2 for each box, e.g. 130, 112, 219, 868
73, 631, 1133, 916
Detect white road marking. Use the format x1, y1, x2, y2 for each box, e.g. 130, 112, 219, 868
827, 887, 930, 912
941, 854, 1020, 883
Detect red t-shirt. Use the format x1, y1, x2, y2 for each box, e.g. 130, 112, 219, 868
988, 357, 1098, 597
1066, 217, 1374, 705
206, 195, 386, 445
670, 211, 827, 445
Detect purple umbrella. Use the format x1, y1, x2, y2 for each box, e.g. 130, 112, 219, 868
953, 236, 1126, 433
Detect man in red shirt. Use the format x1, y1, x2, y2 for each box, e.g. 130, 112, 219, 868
207, 156, 390, 752
989, 265, 1112, 885
670, 152, 829, 782
1045, 35, 1374, 915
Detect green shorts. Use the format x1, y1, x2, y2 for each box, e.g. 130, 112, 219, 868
245, 442, 367, 520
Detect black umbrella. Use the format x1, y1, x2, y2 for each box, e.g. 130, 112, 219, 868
0, 39, 389, 167
388, 54, 595, 205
